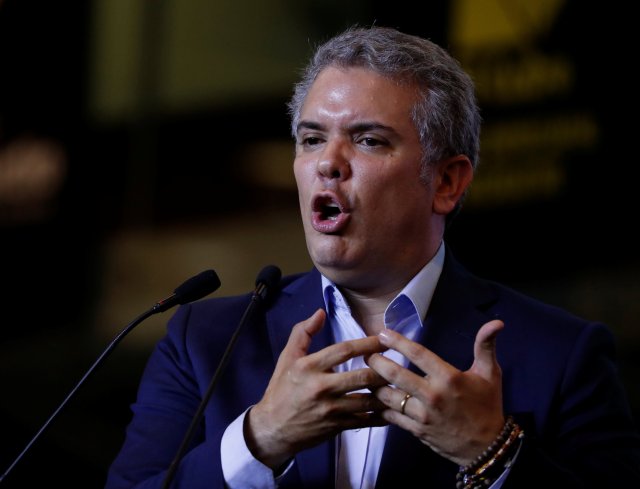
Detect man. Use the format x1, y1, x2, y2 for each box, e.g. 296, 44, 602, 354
105, 26, 640, 489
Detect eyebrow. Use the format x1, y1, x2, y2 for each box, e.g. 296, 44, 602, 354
296, 120, 324, 134
295, 120, 397, 135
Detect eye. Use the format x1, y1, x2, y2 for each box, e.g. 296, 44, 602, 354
297, 135, 324, 148
357, 136, 386, 147
302, 136, 323, 146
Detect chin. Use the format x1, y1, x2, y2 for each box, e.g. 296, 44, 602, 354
313, 257, 365, 283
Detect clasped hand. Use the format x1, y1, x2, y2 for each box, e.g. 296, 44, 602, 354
366, 320, 505, 466
245, 308, 505, 469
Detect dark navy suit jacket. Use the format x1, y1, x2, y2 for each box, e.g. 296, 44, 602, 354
105, 250, 640, 488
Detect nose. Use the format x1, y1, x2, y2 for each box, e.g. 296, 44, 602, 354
317, 139, 351, 181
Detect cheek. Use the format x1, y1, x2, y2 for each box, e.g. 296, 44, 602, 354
370, 179, 431, 223
293, 156, 313, 180
293, 162, 313, 206
292, 161, 306, 189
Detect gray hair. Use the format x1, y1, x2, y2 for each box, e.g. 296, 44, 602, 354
287, 26, 481, 213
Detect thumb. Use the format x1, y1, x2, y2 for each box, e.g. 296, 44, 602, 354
470, 319, 504, 380
283, 308, 326, 360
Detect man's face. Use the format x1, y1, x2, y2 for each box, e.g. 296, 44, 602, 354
293, 66, 443, 292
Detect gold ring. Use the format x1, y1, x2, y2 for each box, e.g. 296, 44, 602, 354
400, 393, 412, 415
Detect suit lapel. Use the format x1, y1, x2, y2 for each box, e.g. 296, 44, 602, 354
376, 248, 498, 487
265, 268, 331, 360
376, 424, 457, 487
420, 247, 498, 369
265, 269, 336, 488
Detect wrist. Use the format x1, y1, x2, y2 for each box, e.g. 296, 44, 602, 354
243, 406, 291, 470
455, 415, 524, 489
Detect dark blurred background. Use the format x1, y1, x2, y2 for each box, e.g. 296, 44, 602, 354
1, 1, 638, 487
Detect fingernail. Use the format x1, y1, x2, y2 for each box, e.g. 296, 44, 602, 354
378, 329, 390, 344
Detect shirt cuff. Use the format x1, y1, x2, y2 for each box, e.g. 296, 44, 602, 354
221, 408, 277, 489
488, 435, 523, 488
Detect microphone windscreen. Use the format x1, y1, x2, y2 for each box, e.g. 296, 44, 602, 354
255, 265, 282, 303
174, 269, 221, 305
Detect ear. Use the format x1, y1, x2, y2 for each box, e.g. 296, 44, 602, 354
432, 155, 474, 216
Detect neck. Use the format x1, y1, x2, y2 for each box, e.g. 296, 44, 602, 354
325, 241, 444, 335
339, 286, 398, 336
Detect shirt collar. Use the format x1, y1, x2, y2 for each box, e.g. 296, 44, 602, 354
321, 241, 445, 324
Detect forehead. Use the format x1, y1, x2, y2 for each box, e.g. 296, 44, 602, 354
300, 66, 419, 125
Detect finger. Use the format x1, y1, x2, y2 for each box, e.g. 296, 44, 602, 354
328, 366, 389, 396
280, 309, 326, 362
366, 352, 426, 397
471, 319, 504, 379
307, 336, 387, 372
342, 410, 389, 430
334, 392, 388, 414
373, 385, 415, 415
377, 329, 454, 378
332, 394, 389, 430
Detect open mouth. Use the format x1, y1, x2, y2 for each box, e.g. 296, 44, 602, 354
311, 194, 350, 233
321, 201, 341, 220
313, 195, 343, 219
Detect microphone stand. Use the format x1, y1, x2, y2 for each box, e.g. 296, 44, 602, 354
0, 309, 154, 484
161, 290, 263, 489
161, 266, 280, 489
0, 269, 220, 485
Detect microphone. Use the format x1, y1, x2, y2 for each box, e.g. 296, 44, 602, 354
161, 265, 282, 489
0, 269, 221, 485
155, 269, 221, 312
253, 264, 283, 303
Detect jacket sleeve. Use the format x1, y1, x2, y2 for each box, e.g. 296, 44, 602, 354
104, 303, 229, 489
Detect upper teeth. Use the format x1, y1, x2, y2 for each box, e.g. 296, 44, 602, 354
324, 202, 340, 219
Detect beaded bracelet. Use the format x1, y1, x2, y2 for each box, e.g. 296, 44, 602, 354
455, 416, 524, 489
